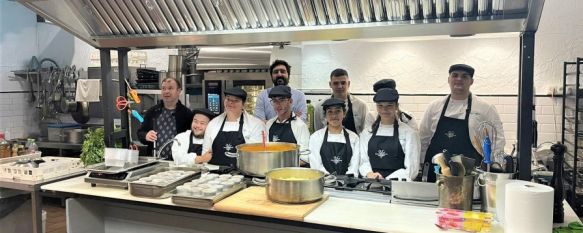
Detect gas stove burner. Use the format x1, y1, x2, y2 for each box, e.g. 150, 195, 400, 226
325, 175, 392, 195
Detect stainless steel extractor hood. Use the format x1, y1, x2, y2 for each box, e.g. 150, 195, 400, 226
18, 0, 544, 49
196, 46, 272, 70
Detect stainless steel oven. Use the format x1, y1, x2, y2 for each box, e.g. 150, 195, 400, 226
203, 70, 272, 115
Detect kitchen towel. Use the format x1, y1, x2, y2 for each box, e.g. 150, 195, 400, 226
75, 79, 101, 102
504, 181, 554, 233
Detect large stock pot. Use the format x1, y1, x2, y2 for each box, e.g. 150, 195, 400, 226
225, 142, 308, 177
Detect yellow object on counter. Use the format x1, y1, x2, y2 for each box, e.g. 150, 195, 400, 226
436, 208, 493, 233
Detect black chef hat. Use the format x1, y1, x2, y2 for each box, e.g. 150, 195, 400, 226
224, 87, 247, 102
321, 98, 346, 111
268, 85, 292, 98
192, 108, 216, 121
373, 79, 396, 92
449, 64, 475, 77
373, 88, 399, 103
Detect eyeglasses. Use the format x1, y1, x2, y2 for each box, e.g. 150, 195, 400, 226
270, 97, 290, 104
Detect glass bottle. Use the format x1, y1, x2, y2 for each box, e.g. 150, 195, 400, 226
0, 132, 10, 158
306, 100, 315, 134
27, 138, 38, 154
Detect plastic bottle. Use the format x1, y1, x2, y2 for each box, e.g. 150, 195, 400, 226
0, 132, 10, 158
306, 100, 315, 134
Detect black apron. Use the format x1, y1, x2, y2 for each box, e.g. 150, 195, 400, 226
320, 128, 353, 175
342, 95, 357, 133
210, 114, 246, 167
423, 95, 481, 182
187, 132, 203, 155
367, 119, 406, 178
268, 115, 297, 144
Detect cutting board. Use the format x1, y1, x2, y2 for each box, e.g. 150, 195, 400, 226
214, 186, 328, 221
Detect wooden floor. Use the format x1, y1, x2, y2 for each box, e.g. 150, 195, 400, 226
44, 202, 67, 233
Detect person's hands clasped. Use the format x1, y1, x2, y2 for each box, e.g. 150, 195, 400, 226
195, 150, 213, 164
146, 130, 158, 142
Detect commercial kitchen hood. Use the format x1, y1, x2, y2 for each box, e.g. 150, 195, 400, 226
18, 0, 544, 49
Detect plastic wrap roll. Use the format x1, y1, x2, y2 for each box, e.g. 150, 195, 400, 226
504, 181, 554, 233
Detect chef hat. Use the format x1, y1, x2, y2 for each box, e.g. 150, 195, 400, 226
224, 87, 247, 102
268, 85, 292, 98
373, 88, 399, 103
321, 98, 346, 111
192, 108, 216, 120
448, 64, 475, 77
373, 79, 396, 92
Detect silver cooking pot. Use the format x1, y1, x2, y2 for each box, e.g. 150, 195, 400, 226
225, 142, 309, 177
265, 167, 325, 204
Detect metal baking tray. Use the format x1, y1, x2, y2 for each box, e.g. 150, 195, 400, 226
171, 182, 246, 208
86, 158, 159, 174
129, 167, 202, 198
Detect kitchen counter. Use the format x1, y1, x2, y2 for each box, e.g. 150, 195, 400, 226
42, 176, 580, 233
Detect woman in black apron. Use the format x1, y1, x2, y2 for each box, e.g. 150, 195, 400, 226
360, 88, 420, 180
309, 98, 360, 176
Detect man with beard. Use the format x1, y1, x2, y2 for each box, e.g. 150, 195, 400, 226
254, 60, 307, 122
171, 108, 216, 166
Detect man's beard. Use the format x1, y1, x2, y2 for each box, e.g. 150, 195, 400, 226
273, 76, 288, 86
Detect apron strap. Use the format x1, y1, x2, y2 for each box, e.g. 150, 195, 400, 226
439, 94, 473, 121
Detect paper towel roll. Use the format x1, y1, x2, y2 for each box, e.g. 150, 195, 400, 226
504, 181, 554, 233
496, 179, 520, 225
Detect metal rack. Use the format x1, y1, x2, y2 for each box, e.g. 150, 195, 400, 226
561, 58, 583, 213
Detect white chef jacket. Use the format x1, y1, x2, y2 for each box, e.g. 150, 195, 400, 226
364, 110, 418, 131
314, 95, 369, 134
254, 87, 308, 122
171, 130, 204, 166
202, 111, 265, 154
419, 94, 506, 164
266, 113, 311, 163
359, 123, 420, 181
309, 127, 361, 176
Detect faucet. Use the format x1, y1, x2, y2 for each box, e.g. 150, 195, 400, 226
156, 138, 181, 160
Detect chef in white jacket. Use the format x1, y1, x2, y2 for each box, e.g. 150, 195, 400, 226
359, 88, 420, 180
309, 98, 362, 176
419, 64, 505, 182
265, 85, 311, 165
171, 108, 216, 166
202, 87, 265, 168
364, 79, 418, 130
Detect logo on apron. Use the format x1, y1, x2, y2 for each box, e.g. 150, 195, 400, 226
331, 156, 343, 164
272, 135, 280, 142
375, 149, 387, 159
223, 143, 233, 151
445, 130, 456, 139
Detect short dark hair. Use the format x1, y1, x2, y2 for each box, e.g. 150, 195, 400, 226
161, 77, 182, 89
270, 60, 291, 75
330, 68, 349, 79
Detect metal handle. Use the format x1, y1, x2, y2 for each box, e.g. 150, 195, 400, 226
476, 173, 487, 187
299, 149, 311, 155
225, 151, 239, 158
251, 177, 266, 186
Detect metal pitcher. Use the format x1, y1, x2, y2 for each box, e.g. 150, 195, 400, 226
477, 171, 515, 215
437, 174, 476, 210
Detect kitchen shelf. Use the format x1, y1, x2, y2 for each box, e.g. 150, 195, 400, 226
562, 58, 583, 210
136, 89, 162, 95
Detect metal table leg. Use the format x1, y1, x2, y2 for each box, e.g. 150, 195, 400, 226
31, 190, 43, 233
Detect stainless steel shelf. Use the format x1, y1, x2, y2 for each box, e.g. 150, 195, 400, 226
36, 141, 83, 150
136, 89, 162, 95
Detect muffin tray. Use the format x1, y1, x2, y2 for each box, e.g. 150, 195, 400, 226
128, 167, 201, 198
171, 174, 246, 208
